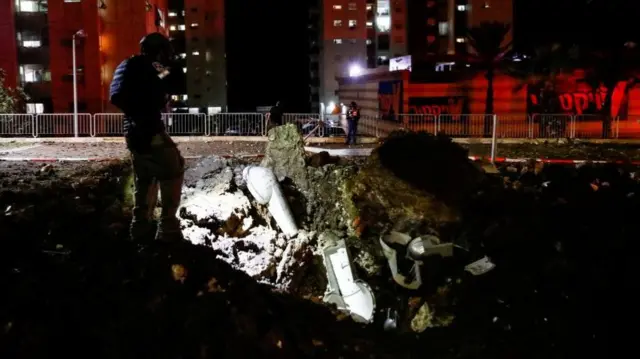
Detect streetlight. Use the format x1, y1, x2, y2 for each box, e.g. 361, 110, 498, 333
72, 29, 86, 137
348, 64, 362, 77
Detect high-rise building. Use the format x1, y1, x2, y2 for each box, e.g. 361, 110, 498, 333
0, 0, 170, 114
310, 0, 513, 112
167, 0, 226, 114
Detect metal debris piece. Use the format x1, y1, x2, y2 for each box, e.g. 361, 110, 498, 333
322, 239, 375, 323
465, 256, 496, 276
380, 233, 422, 290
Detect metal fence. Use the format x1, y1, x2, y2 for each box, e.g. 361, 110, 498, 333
0, 113, 637, 139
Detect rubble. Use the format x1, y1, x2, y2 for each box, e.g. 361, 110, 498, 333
3, 131, 640, 357
179, 155, 320, 291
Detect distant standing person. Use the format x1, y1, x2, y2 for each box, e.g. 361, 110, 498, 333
269, 101, 283, 127
346, 101, 360, 145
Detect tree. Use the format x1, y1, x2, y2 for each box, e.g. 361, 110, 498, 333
466, 21, 512, 136
0, 68, 28, 114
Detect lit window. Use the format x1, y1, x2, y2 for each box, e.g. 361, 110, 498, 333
456, 37, 466, 43
190, 23, 199, 28
19, 65, 46, 83
171, 95, 179, 101
438, 22, 448, 35
333, 20, 342, 27
333, 39, 343, 44
23, 40, 41, 48
366, 39, 372, 45
20, 33, 42, 48
333, 5, 342, 10
183, 67, 187, 73
178, 24, 186, 31
179, 53, 186, 58
16, 0, 46, 12
170, 25, 176, 31
366, 4, 373, 11
348, 20, 357, 27
376, 15, 390, 32
181, 95, 188, 101
457, 5, 467, 11
348, 2, 356, 10
366, 21, 373, 27
168, 11, 177, 17
192, 51, 200, 55
483, 2, 491, 9
26, 103, 44, 114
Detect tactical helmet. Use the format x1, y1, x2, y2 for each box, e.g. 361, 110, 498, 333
140, 32, 173, 61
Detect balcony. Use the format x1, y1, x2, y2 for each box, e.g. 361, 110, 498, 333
15, 12, 47, 30
17, 46, 50, 65
22, 82, 52, 101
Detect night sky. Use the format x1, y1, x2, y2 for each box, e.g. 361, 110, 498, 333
225, 0, 310, 113
514, 0, 640, 51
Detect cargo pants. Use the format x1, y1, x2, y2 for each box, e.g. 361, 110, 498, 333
129, 132, 185, 242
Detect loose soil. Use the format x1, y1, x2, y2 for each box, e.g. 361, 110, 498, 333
1, 135, 639, 358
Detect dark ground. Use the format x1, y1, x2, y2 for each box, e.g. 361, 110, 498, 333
1, 138, 639, 358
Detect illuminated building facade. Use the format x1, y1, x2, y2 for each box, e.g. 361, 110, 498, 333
167, 0, 226, 114
0, 0, 169, 114
310, 0, 513, 113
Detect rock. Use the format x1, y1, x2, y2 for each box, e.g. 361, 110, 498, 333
179, 161, 252, 241
183, 156, 229, 188
318, 231, 341, 250
261, 124, 310, 191
410, 302, 432, 333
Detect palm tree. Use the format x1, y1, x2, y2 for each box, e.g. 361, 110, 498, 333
466, 22, 512, 136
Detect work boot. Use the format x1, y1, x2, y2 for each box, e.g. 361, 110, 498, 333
130, 178, 159, 242
155, 174, 185, 243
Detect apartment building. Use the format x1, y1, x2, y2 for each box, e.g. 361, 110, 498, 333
310, 0, 513, 112
0, 0, 169, 114
167, 0, 226, 114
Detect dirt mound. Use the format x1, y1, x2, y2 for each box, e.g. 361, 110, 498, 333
3, 131, 640, 357
0, 160, 403, 358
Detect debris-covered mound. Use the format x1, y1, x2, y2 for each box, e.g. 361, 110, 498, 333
179, 155, 320, 293
378, 132, 486, 205
2, 141, 640, 357
346, 132, 486, 247
0, 162, 408, 358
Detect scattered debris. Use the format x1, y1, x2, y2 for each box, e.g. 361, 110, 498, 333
322, 238, 375, 323
465, 256, 496, 276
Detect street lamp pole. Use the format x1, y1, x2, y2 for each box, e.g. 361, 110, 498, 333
72, 29, 85, 137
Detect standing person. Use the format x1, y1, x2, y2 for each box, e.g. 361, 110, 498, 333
269, 101, 283, 128
109, 32, 186, 243
346, 101, 361, 145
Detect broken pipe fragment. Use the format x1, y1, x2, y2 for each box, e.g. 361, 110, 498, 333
242, 166, 298, 237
